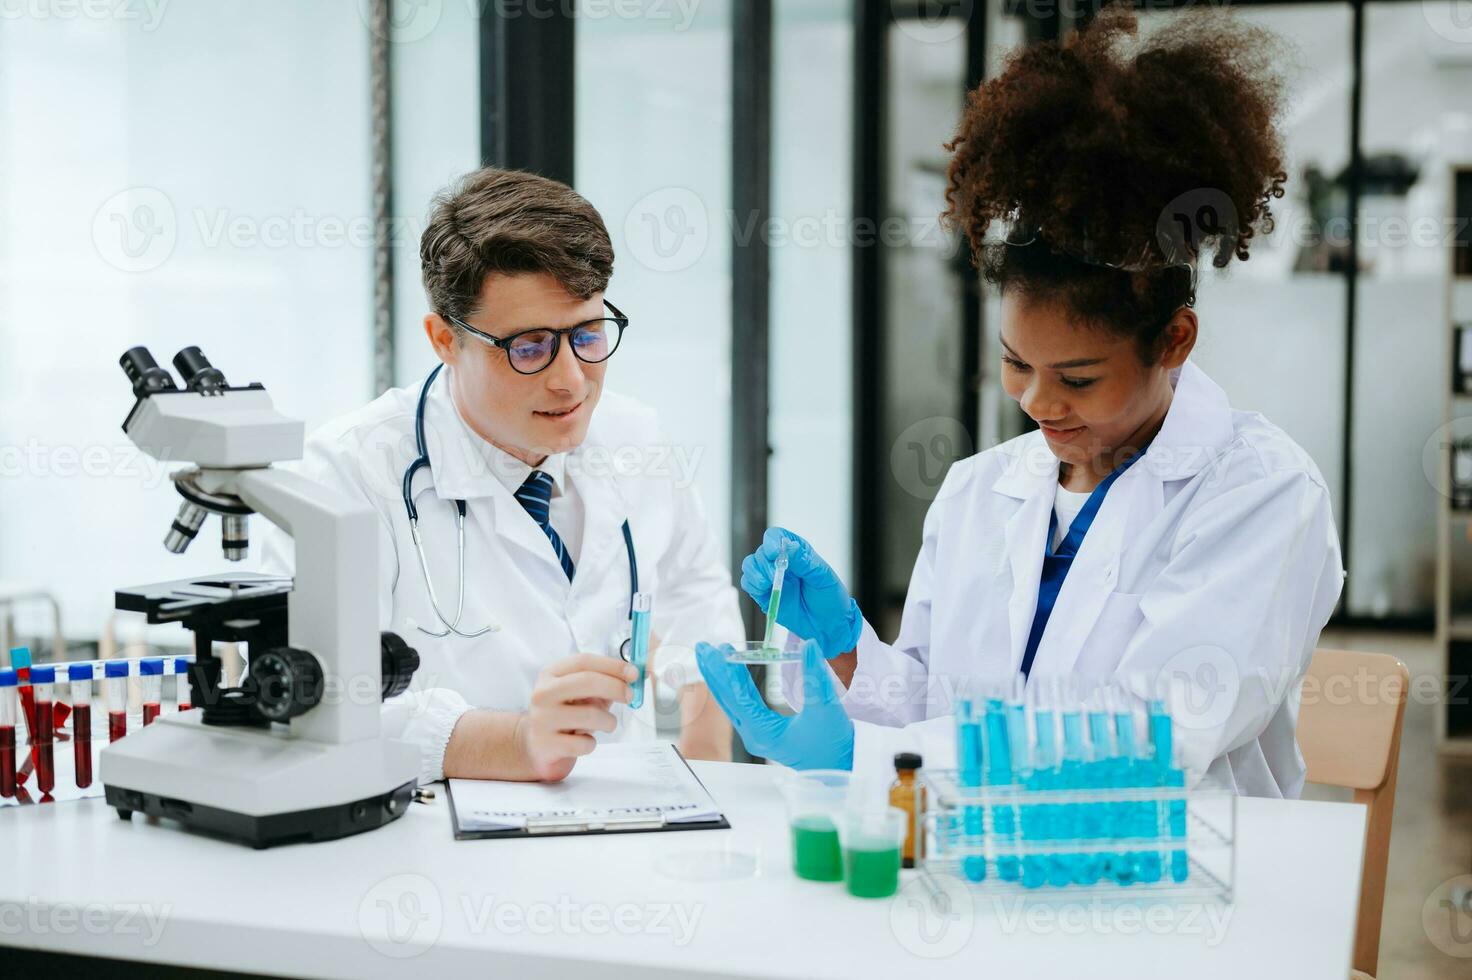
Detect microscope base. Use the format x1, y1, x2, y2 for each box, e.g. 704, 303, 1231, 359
100, 712, 421, 848
105, 779, 416, 849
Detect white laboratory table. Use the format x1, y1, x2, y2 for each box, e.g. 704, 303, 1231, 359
0, 761, 1364, 979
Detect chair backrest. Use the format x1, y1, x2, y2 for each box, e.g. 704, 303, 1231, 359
1297, 647, 1410, 979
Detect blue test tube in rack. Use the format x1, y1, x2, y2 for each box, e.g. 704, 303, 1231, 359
984, 681, 1018, 881
1083, 685, 1116, 884
1022, 678, 1058, 888
1149, 685, 1189, 883
956, 698, 985, 882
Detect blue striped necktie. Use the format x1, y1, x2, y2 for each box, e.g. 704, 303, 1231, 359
515, 469, 576, 582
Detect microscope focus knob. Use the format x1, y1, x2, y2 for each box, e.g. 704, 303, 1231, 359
379, 631, 420, 701
248, 647, 324, 723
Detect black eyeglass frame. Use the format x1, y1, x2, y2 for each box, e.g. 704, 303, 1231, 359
445, 299, 629, 375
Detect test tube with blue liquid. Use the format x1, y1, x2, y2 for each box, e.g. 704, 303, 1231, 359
983, 680, 1019, 881
1083, 685, 1115, 884
629, 593, 652, 710
955, 698, 986, 881
1110, 685, 1148, 883
1057, 677, 1090, 884
1151, 679, 1189, 883
1022, 678, 1059, 889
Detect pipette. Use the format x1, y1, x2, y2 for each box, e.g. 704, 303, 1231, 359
629, 592, 652, 710
761, 541, 788, 652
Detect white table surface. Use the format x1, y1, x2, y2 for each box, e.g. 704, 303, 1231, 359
0, 760, 1365, 979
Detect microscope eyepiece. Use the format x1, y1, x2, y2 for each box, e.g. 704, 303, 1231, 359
120, 347, 180, 399
173, 346, 228, 394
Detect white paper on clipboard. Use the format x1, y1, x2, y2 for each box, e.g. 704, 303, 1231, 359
448, 741, 723, 832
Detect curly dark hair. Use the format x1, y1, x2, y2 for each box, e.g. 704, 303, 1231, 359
942, 5, 1288, 360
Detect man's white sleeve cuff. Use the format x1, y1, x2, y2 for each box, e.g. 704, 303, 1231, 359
418, 700, 475, 785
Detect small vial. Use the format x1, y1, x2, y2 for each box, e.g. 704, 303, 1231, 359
888, 752, 924, 869
0, 668, 17, 798
30, 666, 55, 796
105, 660, 130, 742
69, 663, 94, 789
173, 657, 193, 711
140, 658, 164, 726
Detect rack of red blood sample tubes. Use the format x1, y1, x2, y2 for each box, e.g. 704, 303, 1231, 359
1, 647, 193, 802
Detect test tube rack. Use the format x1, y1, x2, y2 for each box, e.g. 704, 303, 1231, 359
916, 769, 1236, 905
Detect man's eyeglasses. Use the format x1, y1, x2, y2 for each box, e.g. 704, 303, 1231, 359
446, 300, 629, 376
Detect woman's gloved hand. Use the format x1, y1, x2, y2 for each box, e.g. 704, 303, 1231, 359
694, 639, 853, 770
741, 527, 862, 660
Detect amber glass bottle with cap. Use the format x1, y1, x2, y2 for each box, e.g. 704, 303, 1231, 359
889, 752, 924, 869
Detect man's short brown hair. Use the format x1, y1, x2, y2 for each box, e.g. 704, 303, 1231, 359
419, 167, 614, 321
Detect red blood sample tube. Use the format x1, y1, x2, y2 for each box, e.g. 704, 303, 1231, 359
0, 668, 17, 798
105, 660, 129, 742
69, 663, 94, 789
30, 666, 55, 796
140, 658, 163, 726
173, 657, 193, 712
10, 646, 36, 770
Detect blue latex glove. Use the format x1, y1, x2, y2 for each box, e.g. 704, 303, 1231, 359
695, 639, 854, 770
741, 527, 862, 659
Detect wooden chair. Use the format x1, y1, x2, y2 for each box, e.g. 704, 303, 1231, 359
1296, 648, 1410, 980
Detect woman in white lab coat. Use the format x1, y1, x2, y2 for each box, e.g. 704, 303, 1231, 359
696, 9, 1345, 797
264, 168, 742, 785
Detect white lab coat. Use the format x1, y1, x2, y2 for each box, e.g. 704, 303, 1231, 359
261, 370, 743, 784
788, 360, 1344, 798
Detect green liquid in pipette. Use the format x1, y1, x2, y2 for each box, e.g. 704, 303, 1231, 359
762, 585, 783, 651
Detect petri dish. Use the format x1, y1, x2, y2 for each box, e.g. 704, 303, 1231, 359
654, 849, 761, 882
721, 640, 803, 664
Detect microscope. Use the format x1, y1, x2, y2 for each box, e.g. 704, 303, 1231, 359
101, 346, 421, 847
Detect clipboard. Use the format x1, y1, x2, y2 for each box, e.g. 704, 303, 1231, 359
445, 742, 732, 841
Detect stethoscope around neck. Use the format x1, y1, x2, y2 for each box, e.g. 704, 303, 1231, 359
400, 363, 640, 640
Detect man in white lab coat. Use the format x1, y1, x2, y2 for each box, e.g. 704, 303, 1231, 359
264, 168, 740, 784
